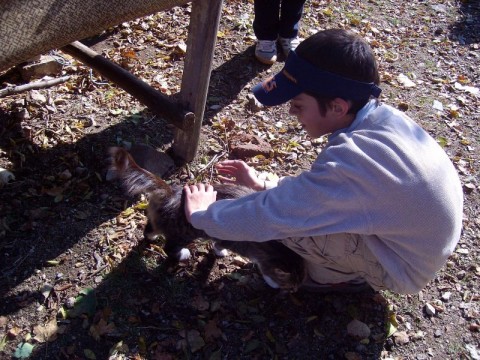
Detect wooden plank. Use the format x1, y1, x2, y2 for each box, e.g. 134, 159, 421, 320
62, 41, 193, 130
172, 0, 224, 162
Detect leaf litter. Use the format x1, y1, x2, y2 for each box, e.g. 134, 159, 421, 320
0, 0, 479, 359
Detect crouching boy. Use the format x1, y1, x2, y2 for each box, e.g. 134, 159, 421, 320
184, 29, 463, 294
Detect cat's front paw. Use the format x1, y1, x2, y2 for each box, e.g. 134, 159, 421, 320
212, 243, 229, 257
177, 248, 191, 261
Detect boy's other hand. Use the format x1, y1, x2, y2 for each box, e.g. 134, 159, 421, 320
216, 160, 264, 191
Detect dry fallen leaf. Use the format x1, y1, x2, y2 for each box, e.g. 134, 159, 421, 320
204, 319, 223, 342
177, 330, 205, 353
33, 319, 58, 343
89, 318, 117, 341
191, 295, 209, 311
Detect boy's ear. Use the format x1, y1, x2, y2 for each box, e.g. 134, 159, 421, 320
331, 98, 351, 117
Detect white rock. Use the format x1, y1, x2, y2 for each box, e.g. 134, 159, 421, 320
454, 82, 479, 96
441, 291, 452, 301
393, 331, 410, 345
397, 73, 416, 88
20, 55, 63, 81
432, 100, 444, 111
412, 330, 425, 341
425, 303, 436, 316
466, 344, 480, 360
29, 90, 47, 103
0, 167, 15, 187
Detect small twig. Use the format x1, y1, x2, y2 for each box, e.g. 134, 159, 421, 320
144, 115, 157, 125
0, 75, 71, 97
88, 68, 109, 86
198, 153, 220, 173
135, 326, 175, 331
87, 264, 108, 278
223, 127, 230, 153
185, 163, 194, 180
144, 247, 168, 259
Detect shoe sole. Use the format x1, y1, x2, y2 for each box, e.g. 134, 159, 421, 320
255, 55, 276, 65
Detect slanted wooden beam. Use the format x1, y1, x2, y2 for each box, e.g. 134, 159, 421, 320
62, 41, 194, 130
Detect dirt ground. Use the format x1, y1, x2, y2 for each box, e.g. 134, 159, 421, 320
1, 0, 479, 359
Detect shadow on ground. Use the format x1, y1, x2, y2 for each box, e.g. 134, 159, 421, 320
26, 240, 388, 359
0, 43, 265, 300
449, 0, 480, 45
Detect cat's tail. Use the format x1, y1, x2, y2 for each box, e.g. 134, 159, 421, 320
108, 146, 172, 196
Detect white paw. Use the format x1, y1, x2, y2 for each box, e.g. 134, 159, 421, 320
262, 275, 280, 289
145, 233, 159, 241
177, 248, 191, 261
213, 244, 229, 257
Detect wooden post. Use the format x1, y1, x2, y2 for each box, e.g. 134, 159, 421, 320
172, 0, 223, 162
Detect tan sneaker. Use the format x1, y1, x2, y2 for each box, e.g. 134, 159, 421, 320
255, 40, 277, 65
278, 36, 301, 56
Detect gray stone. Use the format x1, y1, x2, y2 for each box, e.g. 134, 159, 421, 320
19, 55, 63, 81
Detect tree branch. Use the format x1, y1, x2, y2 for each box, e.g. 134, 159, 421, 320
0, 75, 71, 97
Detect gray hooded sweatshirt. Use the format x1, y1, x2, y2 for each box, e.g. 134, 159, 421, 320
190, 101, 464, 294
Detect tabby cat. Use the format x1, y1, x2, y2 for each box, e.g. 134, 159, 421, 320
108, 147, 305, 291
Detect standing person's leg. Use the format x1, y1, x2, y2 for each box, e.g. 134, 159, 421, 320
253, 0, 281, 40
253, 0, 281, 64
278, 0, 306, 55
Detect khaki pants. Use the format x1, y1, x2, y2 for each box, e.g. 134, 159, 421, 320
282, 233, 389, 291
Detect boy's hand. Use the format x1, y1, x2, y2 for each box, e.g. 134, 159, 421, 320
216, 160, 264, 191
184, 183, 217, 223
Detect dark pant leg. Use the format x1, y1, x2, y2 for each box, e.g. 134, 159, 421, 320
253, 0, 281, 40
279, 0, 306, 38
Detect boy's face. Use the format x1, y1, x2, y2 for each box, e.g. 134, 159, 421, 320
289, 93, 349, 138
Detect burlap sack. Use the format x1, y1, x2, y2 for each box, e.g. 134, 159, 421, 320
0, 0, 190, 72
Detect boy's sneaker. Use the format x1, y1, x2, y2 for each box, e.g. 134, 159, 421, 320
255, 40, 277, 65
278, 36, 301, 56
